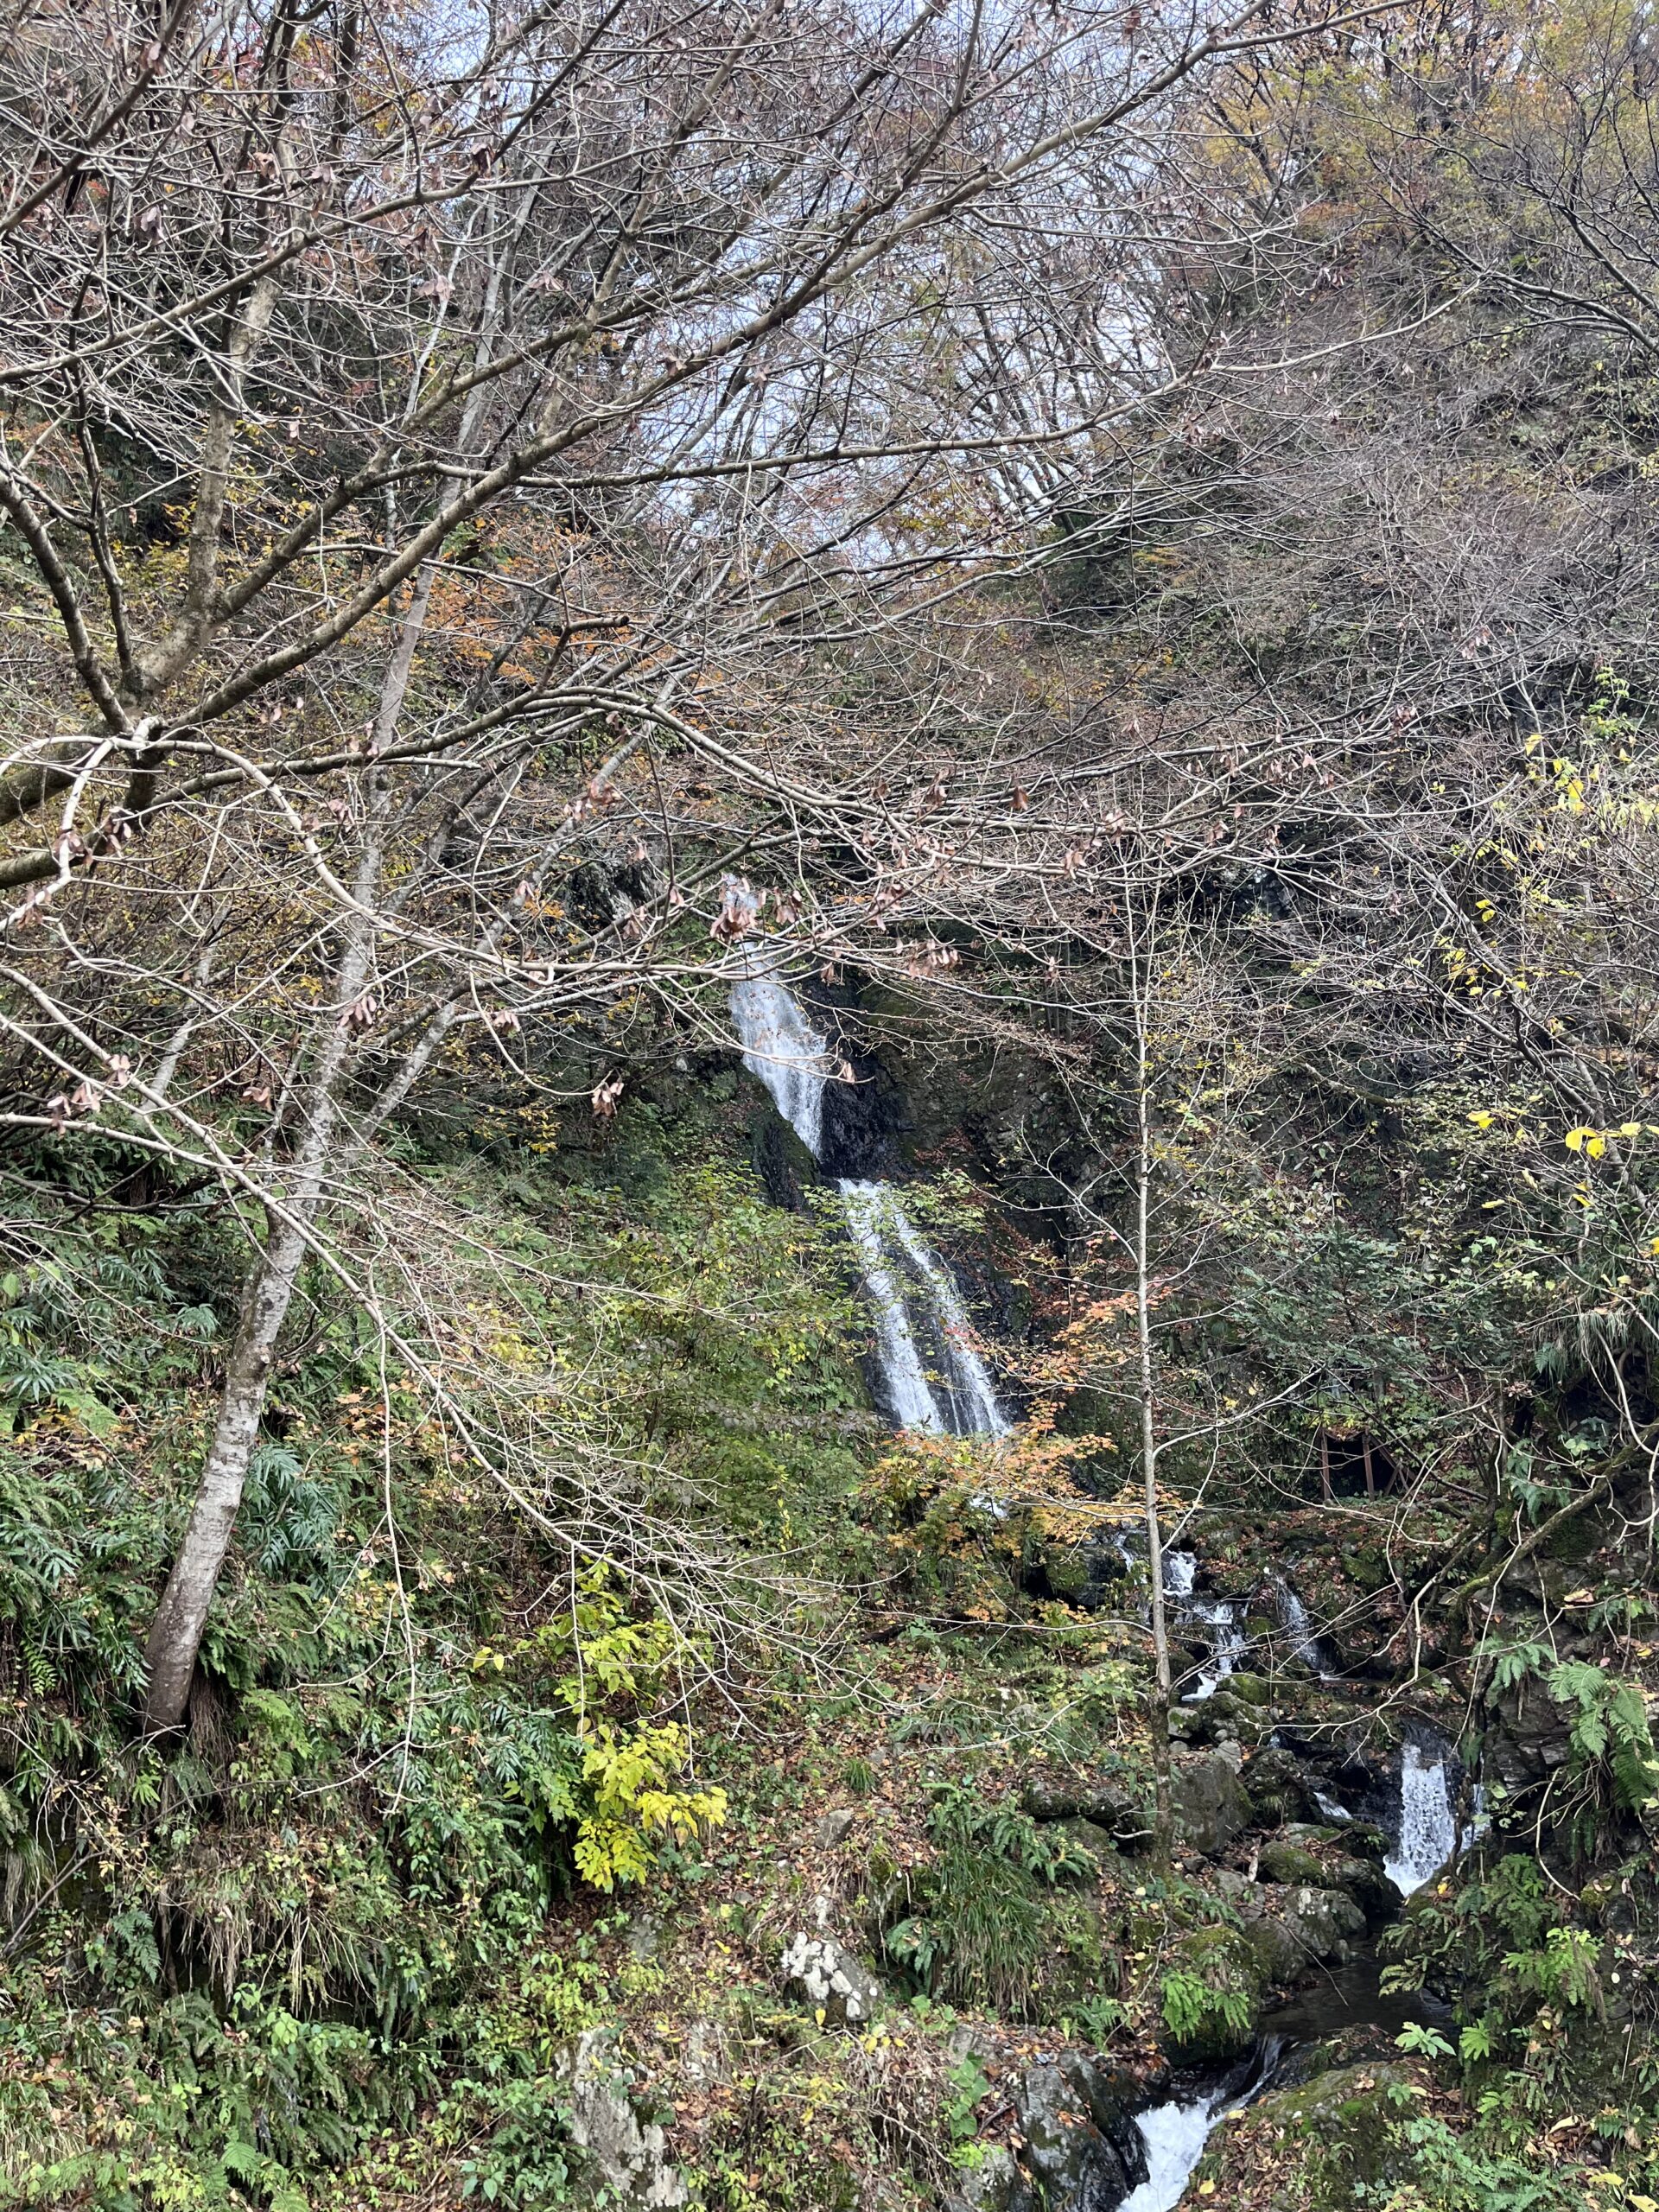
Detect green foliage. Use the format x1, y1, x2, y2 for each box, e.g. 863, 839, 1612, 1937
0, 1131, 859, 2208
1545, 1662, 1659, 1812
880, 1783, 1102, 2018
1161, 1967, 1253, 2048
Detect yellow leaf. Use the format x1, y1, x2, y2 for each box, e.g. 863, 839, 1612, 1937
1469, 1111, 1495, 1129
1587, 1135, 1606, 1159
1565, 1127, 1592, 1152
1620, 1122, 1643, 1139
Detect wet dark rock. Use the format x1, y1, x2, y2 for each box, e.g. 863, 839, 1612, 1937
1057, 2052, 1154, 2141
751, 1109, 818, 1211
1013, 2058, 1147, 2209
1172, 1750, 1254, 1856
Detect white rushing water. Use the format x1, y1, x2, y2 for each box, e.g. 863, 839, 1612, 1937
1160, 1550, 1249, 1700
1119, 2094, 1222, 2212
730, 971, 831, 1159
1185, 1598, 1248, 1700
1384, 1741, 1459, 1896
1275, 1579, 1334, 1678
730, 968, 1007, 1439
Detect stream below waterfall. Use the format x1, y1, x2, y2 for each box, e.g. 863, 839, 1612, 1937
729, 969, 1472, 2212
1118, 1960, 1453, 2212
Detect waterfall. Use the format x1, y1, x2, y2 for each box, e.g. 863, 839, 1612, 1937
1384, 1741, 1459, 1897
837, 1181, 953, 1433
729, 968, 1007, 1439
1275, 1580, 1334, 1678
730, 971, 830, 1160
1186, 1599, 1248, 1701
1161, 1550, 1249, 1700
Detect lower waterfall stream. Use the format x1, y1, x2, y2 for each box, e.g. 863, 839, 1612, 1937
730, 968, 1471, 2212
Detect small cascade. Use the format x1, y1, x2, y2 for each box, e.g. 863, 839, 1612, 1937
1161, 1549, 1249, 1701
1185, 1599, 1249, 1701
729, 966, 1007, 1439
730, 971, 830, 1159
1119, 2092, 1223, 2212
1120, 2042, 1286, 2212
1384, 1740, 1459, 1897
1274, 1579, 1335, 1678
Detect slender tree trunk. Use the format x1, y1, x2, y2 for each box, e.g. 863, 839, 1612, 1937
1319, 1427, 1332, 1504
139, 1211, 313, 1727
1133, 1011, 1173, 1862
1362, 1431, 1376, 1500
138, 258, 543, 1726
140, 714, 404, 1732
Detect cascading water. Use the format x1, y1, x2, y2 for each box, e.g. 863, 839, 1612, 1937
1160, 1549, 1249, 1701
1274, 1579, 1335, 1679
1119, 2093, 1225, 2212
730, 968, 1007, 1439
1384, 1740, 1459, 1897
730, 971, 830, 1160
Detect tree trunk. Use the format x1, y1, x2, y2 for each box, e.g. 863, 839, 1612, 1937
1134, 1031, 1173, 1862
140, 1217, 309, 1728
140, 776, 395, 1730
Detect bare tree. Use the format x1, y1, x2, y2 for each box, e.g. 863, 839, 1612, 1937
0, 0, 1332, 1726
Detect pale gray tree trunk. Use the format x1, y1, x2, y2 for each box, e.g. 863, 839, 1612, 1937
140, 861, 378, 1728
136, 203, 536, 1728
1132, 992, 1175, 1862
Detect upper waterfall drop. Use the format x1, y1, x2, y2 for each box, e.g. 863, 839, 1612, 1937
729, 970, 831, 1160
728, 965, 1008, 1440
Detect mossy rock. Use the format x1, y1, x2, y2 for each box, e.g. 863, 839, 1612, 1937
1223, 1671, 1274, 1707
1039, 1543, 1093, 1604
1194, 2062, 1416, 2209
1256, 1841, 1326, 1888
1160, 1923, 1264, 2062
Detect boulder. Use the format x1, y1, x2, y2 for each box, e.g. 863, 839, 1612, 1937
1278, 1884, 1367, 1959
944, 2144, 1033, 2212
814, 1806, 857, 1849
1022, 1774, 1153, 1846
1056, 2052, 1153, 2142
1242, 1883, 1366, 1985
1256, 1841, 1326, 1888
1224, 1671, 1274, 1707
1193, 2061, 1416, 2209
1171, 1751, 1253, 1855
557, 2030, 688, 2207
1160, 1923, 1264, 2060
1014, 2060, 1145, 2210
779, 1929, 883, 2025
